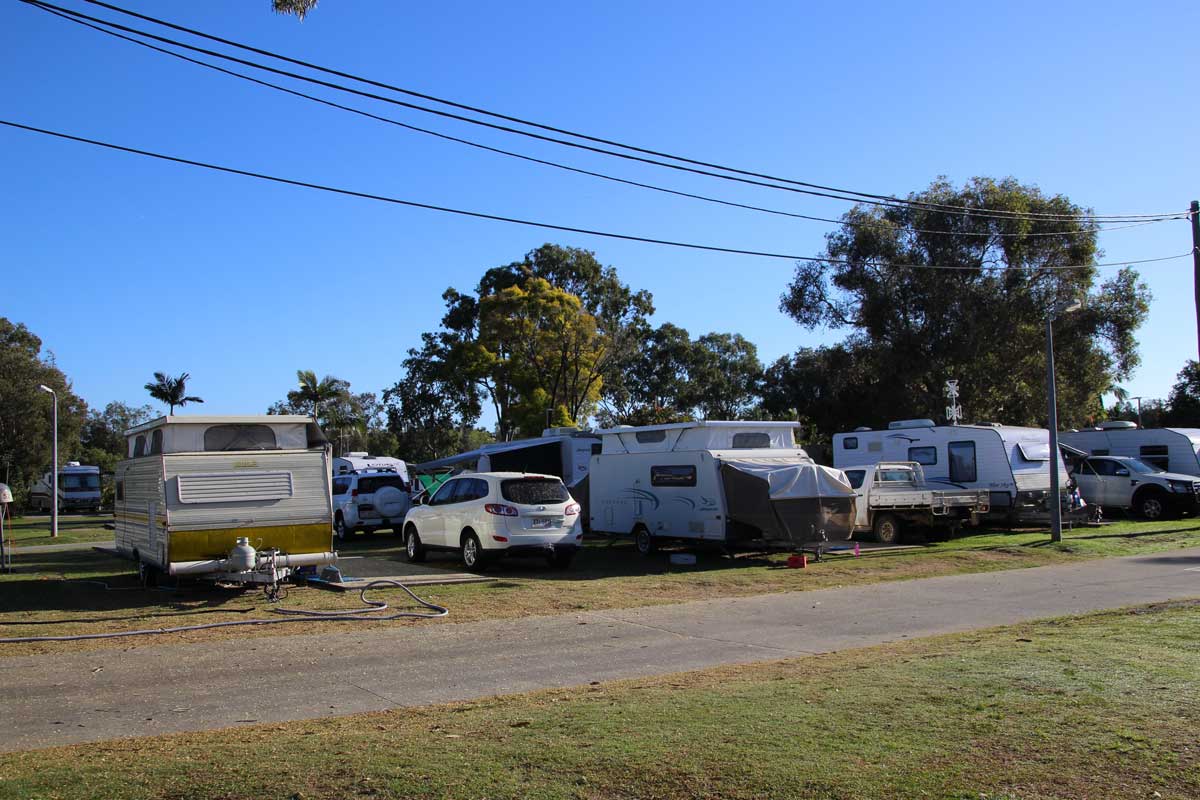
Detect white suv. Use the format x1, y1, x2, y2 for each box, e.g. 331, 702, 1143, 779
401, 472, 582, 570
331, 470, 413, 540
1072, 456, 1199, 520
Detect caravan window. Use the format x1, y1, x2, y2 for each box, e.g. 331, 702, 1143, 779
731, 432, 771, 449
843, 437, 859, 450
635, 430, 667, 444
651, 465, 697, 487
908, 446, 937, 466
1139, 445, 1169, 471
948, 441, 977, 483
149, 429, 163, 455
203, 425, 278, 452
133, 435, 147, 458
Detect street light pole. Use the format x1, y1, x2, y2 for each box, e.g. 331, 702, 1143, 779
38, 385, 58, 539
1131, 396, 1144, 428
1046, 300, 1081, 543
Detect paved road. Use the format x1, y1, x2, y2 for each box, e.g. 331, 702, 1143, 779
3, 548, 1197, 752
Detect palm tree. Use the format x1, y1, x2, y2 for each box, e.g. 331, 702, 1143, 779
145, 372, 204, 415
290, 370, 348, 420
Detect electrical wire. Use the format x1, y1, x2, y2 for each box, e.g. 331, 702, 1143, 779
22, 0, 1187, 225
3, 118, 1193, 270
64, 0, 1191, 224
31, 3, 1168, 241
0, 579, 449, 643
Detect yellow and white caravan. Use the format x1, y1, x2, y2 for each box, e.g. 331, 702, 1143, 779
114, 415, 336, 587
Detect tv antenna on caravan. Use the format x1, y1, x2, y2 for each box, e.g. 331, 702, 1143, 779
944, 380, 963, 426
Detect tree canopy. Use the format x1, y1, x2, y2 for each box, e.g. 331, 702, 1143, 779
768, 177, 1152, 435
145, 372, 204, 415
0, 318, 88, 505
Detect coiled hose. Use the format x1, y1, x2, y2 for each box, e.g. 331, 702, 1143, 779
0, 579, 448, 643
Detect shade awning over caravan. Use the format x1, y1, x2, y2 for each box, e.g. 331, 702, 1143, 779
719, 458, 855, 547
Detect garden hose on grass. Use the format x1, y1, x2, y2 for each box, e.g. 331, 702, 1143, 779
0, 579, 448, 643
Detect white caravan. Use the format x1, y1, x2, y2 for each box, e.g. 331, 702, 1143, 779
833, 420, 1069, 521
114, 415, 336, 589
413, 428, 601, 491
29, 462, 101, 513
587, 421, 856, 554
333, 452, 411, 482
1060, 423, 1200, 477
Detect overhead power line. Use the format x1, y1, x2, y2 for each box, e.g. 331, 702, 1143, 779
23, 0, 1189, 225
2, 118, 1193, 272
34, 4, 1164, 242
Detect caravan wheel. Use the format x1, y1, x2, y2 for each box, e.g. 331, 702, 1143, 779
634, 527, 658, 556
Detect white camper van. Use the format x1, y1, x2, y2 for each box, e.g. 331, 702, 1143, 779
29, 462, 101, 513
413, 428, 601, 491
588, 421, 856, 555
833, 420, 1070, 521
114, 415, 336, 588
1060, 423, 1200, 477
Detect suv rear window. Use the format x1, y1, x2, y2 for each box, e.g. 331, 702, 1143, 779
357, 475, 408, 493
501, 478, 569, 505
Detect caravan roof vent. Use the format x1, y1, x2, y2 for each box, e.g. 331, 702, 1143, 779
1099, 420, 1138, 430
887, 419, 936, 430
853, 426, 872, 432
974, 422, 1002, 427
65, 461, 81, 467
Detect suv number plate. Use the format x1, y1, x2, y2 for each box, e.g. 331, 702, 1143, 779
530, 517, 553, 529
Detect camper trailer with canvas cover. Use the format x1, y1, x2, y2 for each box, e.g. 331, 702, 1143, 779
114, 415, 336, 589
833, 420, 1070, 521
588, 421, 856, 554
1060, 423, 1200, 477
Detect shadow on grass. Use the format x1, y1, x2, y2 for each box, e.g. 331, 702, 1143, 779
1023, 527, 1200, 548
0, 550, 258, 616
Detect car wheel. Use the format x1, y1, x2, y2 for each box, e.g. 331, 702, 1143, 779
872, 513, 901, 545
334, 515, 353, 541
137, 557, 158, 589
461, 532, 487, 571
1135, 489, 1169, 521
548, 550, 575, 569
634, 526, 657, 556
405, 525, 427, 563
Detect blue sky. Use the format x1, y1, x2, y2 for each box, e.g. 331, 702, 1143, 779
2, 0, 1197, 426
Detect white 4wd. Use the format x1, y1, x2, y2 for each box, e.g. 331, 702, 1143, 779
401, 472, 582, 570
1072, 456, 1199, 520
331, 471, 412, 540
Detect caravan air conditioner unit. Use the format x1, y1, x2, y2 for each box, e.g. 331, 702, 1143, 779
887, 419, 937, 430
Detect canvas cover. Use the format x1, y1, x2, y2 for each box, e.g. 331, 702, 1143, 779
720, 458, 855, 546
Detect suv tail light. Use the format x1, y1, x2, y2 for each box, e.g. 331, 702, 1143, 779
484, 503, 518, 517
564, 503, 581, 516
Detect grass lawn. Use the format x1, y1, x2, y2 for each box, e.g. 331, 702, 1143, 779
0, 600, 1196, 799
3, 514, 114, 546
0, 517, 1197, 657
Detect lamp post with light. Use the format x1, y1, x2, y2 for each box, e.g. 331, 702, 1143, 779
1046, 299, 1081, 543
38, 384, 58, 539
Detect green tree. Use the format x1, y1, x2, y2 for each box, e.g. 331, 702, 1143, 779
0, 318, 88, 508
686, 332, 763, 419
144, 372, 204, 415
78, 401, 154, 472
273, 0, 317, 19
775, 177, 1151, 434
383, 335, 484, 462
1163, 361, 1200, 426
288, 370, 348, 419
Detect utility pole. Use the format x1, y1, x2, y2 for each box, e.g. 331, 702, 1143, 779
1192, 200, 1200, 362
1131, 396, 1143, 428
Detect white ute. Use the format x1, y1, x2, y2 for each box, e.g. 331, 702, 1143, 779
841, 461, 990, 543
